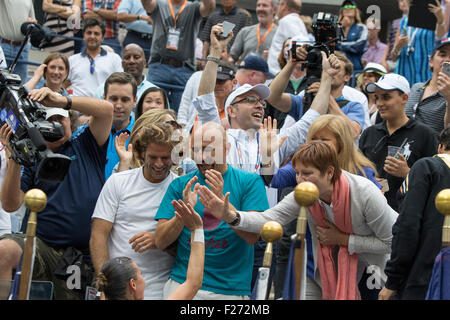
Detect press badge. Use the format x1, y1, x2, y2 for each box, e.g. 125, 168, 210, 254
166, 28, 180, 50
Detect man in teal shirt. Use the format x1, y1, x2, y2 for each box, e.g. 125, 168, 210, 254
155, 122, 269, 299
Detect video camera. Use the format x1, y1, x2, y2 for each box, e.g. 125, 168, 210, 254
291, 12, 343, 110
0, 27, 71, 182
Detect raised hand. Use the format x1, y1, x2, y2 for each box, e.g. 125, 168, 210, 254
183, 176, 200, 208
198, 186, 235, 223
210, 23, 233, 55
0, 124, 13, 153
205, 169, 224, 200
259, 116, 287, 173
322, 52, 341, 78
429, 0, 445, 24
114, 132, 133, 163
129, 231, 156, 253
172, 199, 203, 231
28, 87, 66, 107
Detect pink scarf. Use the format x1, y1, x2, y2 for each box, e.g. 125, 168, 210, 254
309, 173, 360, 300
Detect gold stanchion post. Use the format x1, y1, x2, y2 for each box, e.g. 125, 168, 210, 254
435, 189, 450, 247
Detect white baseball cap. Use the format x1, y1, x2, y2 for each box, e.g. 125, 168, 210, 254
366, 73, 410, 95
44, 107, 69, 120
225, 83, 271, 109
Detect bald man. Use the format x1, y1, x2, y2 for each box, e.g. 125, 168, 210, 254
95, 43, 158, 101
154, 121, 270, 300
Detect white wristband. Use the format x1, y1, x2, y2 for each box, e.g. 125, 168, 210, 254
193, 229, 204, 243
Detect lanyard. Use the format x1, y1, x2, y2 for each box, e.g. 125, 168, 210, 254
235, 132, 261, 174
256, 23, 274, 49
168, 0, 187, 28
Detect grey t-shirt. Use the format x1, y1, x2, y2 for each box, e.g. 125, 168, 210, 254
150, 0, 202, 70
230, 23, 277, 62
0, 0, 35, 41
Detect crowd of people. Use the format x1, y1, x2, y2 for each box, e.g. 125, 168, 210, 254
0, 0, 449, 301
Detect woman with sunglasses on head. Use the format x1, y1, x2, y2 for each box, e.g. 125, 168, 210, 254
198, 141, 398, 300
335, 0, 367, 74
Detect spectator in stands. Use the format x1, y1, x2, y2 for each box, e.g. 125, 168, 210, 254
67, 19, 123, 97
0, 0, 36, 84
84, 0, 122, 55
200, 0, 251, 68
24, 53, 71, 96
101, 72, 137, 179
336, 0, 367, 74
356, 62, 387, 125
91, 122, 179, 299
391, 0, 446, 85
404, 38, 450, 136
0, 87, 113, 300
381, 0, 409, 72
141, 0, 215, 113
135, 87, 170, 119
362, 17, 387, 67
380, 126, 450, 300
267, 0, 309, 75
235, 55, 274, 86
94, 43, 157, 101
229, 0, 278, 63
42, 0, 82, 56
359, 73, 438, 211
117, 0, 153, 63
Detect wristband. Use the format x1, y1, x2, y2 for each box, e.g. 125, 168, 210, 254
193, 228, 204, 243
64, 95, 72, 110
228, 211, 241, 226
207, 56, 220, 64
137, 15, 141, 20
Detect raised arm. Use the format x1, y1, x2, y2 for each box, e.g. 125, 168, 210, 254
266, 46, 308, 112
167, 200, 204, 300
141, 0, 157, 15
199, 0, 215, 18
28, 87, 113, 147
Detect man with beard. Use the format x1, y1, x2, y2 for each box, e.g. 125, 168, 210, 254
90, 122, 178, 299
230, 0, 278, 62
154, 122, 270, 299
67, 19, 123, 97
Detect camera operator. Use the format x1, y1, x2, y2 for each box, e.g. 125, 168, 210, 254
0, 88, 113, 300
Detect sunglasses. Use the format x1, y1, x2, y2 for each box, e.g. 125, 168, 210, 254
231, 96, 266, 108
89, 57, 95, 74
342, 4, 356, 9
165, 120, 182, 129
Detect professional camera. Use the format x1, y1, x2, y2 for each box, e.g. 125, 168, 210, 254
0, 70, 71, 182
291, 12, 343, 110
20, 22, 54, 49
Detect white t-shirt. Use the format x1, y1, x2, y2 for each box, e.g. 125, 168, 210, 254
0, 149, 11, 236
92, 167, 176, 300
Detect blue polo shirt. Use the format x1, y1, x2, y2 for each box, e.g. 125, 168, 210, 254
20, 126, 108, 250
105, 114, 135, 179
117, 0, 153, 34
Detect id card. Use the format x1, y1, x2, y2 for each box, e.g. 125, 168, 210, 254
166, 28, 180, 50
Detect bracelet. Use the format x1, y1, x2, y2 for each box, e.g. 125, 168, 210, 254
207, 56, 220, 64
137, 14, 141, 20
193, 229, 204, 243
64, 95, 72, 110
228, 211, 241, 227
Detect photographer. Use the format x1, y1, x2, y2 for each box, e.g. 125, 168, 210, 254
0, 88, 113, 299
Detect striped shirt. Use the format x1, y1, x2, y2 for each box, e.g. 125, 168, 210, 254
395, 17, 435, 86
405, 81, 447, 136
199, 7, 250, 48
42, 0, 75, 55
85, 0, 121, 39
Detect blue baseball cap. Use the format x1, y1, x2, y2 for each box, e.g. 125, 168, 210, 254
238, 55, 274, 79
434, 37, 450, 53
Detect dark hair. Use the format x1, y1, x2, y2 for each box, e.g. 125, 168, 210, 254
135, 87, 169, 119
93, 257, 137, 300
292, 141, 342, 184
83, 18, 106, 36
104, 72, 138, 98
439, 126, 450, 151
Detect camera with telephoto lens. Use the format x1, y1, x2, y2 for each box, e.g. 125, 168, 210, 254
0, 69, 71, 182
290, 12, 343, 110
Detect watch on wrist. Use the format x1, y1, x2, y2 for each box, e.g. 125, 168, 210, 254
93, 7, 100, 13
137, 14, 141, 20
228, 211, 241, 226
207, 55, 220, 64
64, 95, 72, 110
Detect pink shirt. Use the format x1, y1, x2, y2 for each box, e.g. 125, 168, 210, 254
362, 40, 387, 65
